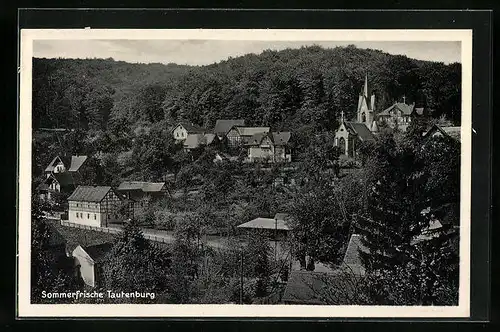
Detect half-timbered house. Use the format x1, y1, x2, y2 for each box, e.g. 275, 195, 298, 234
67, 186, 124, 227
226, 126, 270, 147
246, 131, 292, 163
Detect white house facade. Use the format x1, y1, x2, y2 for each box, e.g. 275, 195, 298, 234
68, 186, 123, 227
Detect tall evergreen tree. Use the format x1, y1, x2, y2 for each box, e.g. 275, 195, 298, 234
355, 131, 460, 305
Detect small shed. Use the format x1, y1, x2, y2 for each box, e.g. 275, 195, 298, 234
236, 213, 291, 240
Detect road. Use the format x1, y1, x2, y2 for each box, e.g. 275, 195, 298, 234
59, 218, 289, 259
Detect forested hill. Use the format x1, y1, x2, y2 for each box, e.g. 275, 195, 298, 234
33, 45, 461, 134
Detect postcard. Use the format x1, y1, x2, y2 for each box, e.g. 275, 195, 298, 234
18, 28, 472, 318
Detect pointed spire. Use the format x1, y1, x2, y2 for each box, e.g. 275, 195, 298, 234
340, 110, 344, 122
363, 73, 368, 97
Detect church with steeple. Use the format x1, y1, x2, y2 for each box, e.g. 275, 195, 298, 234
334, 74, 427, 158
334, 75, 377, 158
356, 74, 378, 133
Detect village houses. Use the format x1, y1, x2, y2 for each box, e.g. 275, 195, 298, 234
171, 122, 206, 141
116, 181, 169, 218
334, 74, 433, 158
37, 155, 89, 202
67, 185, 125, 228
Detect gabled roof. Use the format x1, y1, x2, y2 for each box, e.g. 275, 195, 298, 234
378, 102, 415, 116
237, 217, 291, 231
68, 155, 88, 172
441, 126, 461, 143
117, 181, 165, 193
67, 186, 113, 202
345, 122, 376, 141
183, 133, 205, 149
183, 133, 219, 149
48, 172, 78, 187
214, 119, 245, 134
234, 126, 270, 137
246, 131, 292, 146
44, 156, 66, 172
174, 122, 206, 134
423, 125, 461, 143
204, 133, 217, 145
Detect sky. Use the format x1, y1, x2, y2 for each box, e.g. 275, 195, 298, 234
33, 40, 461, 66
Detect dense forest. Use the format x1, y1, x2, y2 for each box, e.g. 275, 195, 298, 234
33, 45, 461, 132
32, 45, 461, 183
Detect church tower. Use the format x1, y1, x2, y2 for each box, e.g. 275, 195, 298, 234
357, 74, 376, 131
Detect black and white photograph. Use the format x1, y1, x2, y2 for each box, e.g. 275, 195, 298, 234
17, 28, 472, 318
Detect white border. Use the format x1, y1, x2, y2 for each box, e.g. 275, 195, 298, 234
18, 29, 472, 318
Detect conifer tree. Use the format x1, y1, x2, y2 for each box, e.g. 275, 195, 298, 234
355, 130, 460, 305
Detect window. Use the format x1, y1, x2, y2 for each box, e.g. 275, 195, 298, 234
76, 203, 79, 207
76, 213, 78, 218
87, 213, 90, 219
94, 214, 96, 220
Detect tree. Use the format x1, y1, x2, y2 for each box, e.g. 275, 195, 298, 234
246, 231, 271, 298
354, 131, 459, 305
103, 220, 170, 303
169, 212, 207, 303
289, 179, 350, 269
31, 197, 78, 303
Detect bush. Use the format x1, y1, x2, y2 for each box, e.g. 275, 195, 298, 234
153, 210, 177, 231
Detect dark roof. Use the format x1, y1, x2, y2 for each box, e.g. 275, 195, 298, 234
378, 102, 415, 116
175, 122, 206, 134
68, 155, 88, 172
117, 181, 166, 193
214, 119, 245, 134
345, 122, 376, 141
246, 132, 268, 145
51, 172, 78, 187
246, 131, 292, 146
45, 155, 88, 173
81, 242, 113, 263
67, 186, 113, 202
282, 270, 361, 305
